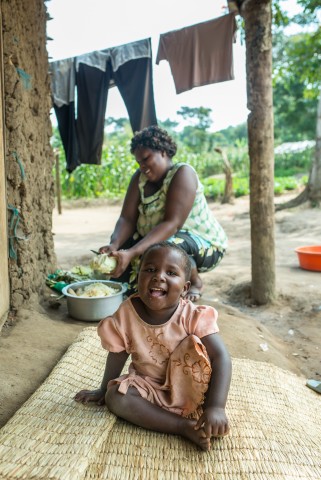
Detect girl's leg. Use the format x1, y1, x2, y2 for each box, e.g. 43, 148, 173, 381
105, 385, 210, 451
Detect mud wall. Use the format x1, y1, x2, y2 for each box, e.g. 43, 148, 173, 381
2, 0, 56, 311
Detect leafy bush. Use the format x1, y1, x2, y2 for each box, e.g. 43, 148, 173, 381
274, 148, 313, 177
176, 148, 222, 177
202, 175, 305, 200
201, 177, 225, 200
202, 177, 250, 200
234, 177, 250, 197
52, 125, 312, 201
55, 143, 137, 199
274, 177, 301, 195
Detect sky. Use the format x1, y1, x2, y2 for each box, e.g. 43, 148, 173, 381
46, 0, 302, 132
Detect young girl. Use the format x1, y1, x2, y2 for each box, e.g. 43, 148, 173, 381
75, 242, 231, 451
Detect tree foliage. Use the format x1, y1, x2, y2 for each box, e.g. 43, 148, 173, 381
176, 106, 214, 152
273, 50, 317, 141
272, 0, 321, 142
273, 0, 321, 208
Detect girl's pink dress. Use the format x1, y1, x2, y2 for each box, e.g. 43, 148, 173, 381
98, 295, 219, 418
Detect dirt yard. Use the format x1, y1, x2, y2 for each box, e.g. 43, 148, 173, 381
0, 193, 320, 428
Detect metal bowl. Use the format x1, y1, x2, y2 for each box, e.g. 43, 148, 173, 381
62, 280, 127, 322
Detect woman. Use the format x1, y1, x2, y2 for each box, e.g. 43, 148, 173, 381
99, 125, 227, 301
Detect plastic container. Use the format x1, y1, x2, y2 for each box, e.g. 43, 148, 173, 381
295, 246, 321, 272
62, 280, 127, 321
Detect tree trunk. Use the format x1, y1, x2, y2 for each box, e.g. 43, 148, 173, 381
242, 0, 276, 304
214, 147, 234, 204
275, 85, 321, 211
307, 88, 321, 204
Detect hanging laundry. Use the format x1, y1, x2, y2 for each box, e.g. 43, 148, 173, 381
76, 39, 157, 167
156, 13, 237, 95
51, 58, 80, 172
227, 1, 242, 14
50, 38, 158, 172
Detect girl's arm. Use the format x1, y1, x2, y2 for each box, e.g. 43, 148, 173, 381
195, 333, 232, 437
74, 350, 129, 405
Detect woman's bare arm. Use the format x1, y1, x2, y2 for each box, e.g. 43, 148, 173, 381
99, 170, 140, 252
127, 165, 198, 258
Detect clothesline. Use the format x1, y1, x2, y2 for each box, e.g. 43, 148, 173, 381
49, 5, 239, 65
50, 13, 237, 172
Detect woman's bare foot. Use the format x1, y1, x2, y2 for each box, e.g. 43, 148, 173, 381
186, 289, 203, 302
186, 268, 203, 302
180, 418, 210, 451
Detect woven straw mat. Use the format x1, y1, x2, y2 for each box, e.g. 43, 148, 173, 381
0, 327, 320, 480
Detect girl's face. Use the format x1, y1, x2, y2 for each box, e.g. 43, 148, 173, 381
134, 147, 172, 183
138, 247, 190, 312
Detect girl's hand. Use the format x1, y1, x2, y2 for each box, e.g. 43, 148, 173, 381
195, 407, 229, 438
74, 388, 106, 405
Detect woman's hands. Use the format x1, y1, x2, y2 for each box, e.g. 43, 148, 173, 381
194, 406, 229, 438
74, 388, 106, 405
96, 247, 134, 278
108, 249, 134, 277
99, 244, 116, 255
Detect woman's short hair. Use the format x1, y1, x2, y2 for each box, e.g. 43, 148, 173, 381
130, 125, 177, 158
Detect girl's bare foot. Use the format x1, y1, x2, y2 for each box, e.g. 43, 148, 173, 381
180, 418, 210, 451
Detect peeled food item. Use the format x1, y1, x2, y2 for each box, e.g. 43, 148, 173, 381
68, 282, 118, 298
90, 254, 117, 274
70, 265, 92, 276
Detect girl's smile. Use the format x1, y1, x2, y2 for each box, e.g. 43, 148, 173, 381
149, 286, 167, 297
137, 247, 190, 318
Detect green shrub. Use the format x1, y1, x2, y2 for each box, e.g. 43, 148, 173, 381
274, 177, 300, 193
176, 148, 222, 177
53, 133, 311, 201
233, 177, 250, 197
201, 178, 225, 200
55, 143, 137, 199
274, 148, 313, 177
202, 175, 305, 200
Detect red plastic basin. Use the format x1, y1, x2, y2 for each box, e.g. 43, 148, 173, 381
295, 246, 321, 272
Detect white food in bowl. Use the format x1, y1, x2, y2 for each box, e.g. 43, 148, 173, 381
68, 282, 118, 298
62, 280, 126, 322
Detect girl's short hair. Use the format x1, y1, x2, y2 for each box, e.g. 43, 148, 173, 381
140, 241, 191, 280
130, 126, 177, 158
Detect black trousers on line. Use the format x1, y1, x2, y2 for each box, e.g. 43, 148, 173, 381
55, 56, 157, 172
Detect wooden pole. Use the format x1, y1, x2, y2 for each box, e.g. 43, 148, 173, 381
0, 1, 10, 325
243, 0, 276, 304
214, 147, 234, 204
55, 152, 62, 214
